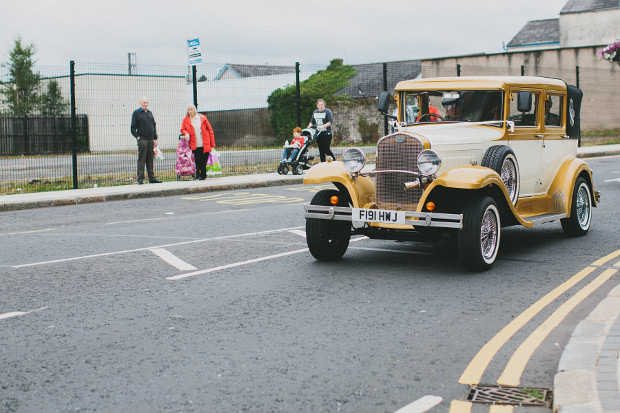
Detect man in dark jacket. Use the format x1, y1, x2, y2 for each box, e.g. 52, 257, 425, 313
130, 97, 161, 184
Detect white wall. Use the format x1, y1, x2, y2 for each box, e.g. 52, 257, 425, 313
53, 74, 187, 152
560, 9, 620, 47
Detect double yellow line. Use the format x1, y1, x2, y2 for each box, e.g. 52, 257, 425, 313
450, 249, 620, 412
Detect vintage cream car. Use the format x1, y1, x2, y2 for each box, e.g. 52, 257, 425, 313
303, 76, 600, 271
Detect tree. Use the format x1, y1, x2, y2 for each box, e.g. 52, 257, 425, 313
40, 79, 68, 114
267, 59, 357, 141
1, 38, 41, 115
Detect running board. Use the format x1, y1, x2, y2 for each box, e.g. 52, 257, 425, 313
523, 212, 567, 225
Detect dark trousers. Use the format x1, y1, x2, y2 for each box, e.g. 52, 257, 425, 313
193, 148, 210, 179
137, 139, 155, 182
317, 132, 335, 162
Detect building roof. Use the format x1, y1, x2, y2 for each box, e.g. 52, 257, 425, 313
560, 0, 619, 14
336, 60, 422, 98
214, 63, 296, 80
506, 18, 560, 48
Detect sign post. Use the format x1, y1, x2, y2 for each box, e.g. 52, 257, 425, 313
187, 38, 202, 108
188, 38, 202, 66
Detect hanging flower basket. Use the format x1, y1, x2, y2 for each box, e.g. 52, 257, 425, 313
600, 41, 620, 66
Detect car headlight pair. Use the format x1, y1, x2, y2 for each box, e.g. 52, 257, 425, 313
344, 147, 441, 176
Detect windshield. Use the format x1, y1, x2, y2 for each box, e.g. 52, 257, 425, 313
402, 90, 504, 125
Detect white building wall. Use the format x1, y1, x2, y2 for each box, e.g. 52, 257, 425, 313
560, 10, 620, 47
54, 74, 187, 152
196, 72, 314, 112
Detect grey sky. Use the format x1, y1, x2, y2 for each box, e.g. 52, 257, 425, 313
1, 0, 568, 68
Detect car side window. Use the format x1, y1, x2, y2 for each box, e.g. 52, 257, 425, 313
509, 91, 539, 127
545, 95, 562, 127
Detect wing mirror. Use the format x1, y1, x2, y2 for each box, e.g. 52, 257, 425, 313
517, 91, 532, 112
378, 91, 397, 119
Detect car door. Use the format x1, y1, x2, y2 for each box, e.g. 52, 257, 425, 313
540, 91, 576, 192
507, 88, 544, 197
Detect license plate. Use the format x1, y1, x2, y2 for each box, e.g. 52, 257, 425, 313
352, 208, 405, 224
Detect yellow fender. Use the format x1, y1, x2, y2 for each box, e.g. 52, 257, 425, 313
429, 166, 506, 190
548, 157, 597, 214
423, 166, 532, 227
303, 161, 375, 208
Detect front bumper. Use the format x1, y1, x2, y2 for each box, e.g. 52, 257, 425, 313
304, 204, 463, 229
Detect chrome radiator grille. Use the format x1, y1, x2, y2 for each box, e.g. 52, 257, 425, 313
376, 133, 424, 211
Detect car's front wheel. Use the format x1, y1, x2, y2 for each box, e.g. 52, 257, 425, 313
306, 189, 351, 261
561, 177, 592, 236
458, 196, 501, 271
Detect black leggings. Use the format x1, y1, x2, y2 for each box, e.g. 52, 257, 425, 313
316, 132, 335, 162
193, 148, 209, 179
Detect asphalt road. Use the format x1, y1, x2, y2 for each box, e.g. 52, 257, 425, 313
0, 156, 618, 412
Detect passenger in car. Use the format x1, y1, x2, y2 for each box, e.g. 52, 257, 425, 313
442, 97, 462, 121
545, 99, 561, 126
482, 94, 502, 121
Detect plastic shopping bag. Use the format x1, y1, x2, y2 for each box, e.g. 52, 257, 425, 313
206, 149, 222, 175
207, 149, 220, 166
153, 145, 165, 161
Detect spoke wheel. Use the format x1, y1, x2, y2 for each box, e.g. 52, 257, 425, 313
458, 196, 501, 271
561, 177, 592, 236
482, 146, 520, 206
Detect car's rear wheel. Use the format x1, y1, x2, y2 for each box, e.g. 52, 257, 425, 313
561, 177, 592, 236
306, 189, 351, 261
482, 146, 520, 206
458, 196, 501, 271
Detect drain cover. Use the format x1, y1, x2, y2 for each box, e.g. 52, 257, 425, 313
467, 385, 552, 407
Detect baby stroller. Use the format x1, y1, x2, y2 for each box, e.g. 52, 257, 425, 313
175, 134, 196, 180
277, 127, 317, 175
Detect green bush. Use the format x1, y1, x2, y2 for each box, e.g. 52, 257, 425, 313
267, 59, 357, 141
358, 116, 380, 144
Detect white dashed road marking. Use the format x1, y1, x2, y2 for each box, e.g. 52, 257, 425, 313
167, 249, 308, 280
167, 236, 368, 280
395, 395, 443, 413
150, 248, 197, 271
12, 226, 304, 268
0, 307, 48, 320
288, 229, 307, 238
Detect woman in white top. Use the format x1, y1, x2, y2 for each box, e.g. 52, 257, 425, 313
180, 104, 216, 180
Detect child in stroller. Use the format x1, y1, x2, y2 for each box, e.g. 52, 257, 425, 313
277, 127, 317, 175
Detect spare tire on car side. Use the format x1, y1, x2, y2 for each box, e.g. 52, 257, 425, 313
482, 145, 520, 206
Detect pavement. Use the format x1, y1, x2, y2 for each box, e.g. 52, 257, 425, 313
1, 144, 619, 412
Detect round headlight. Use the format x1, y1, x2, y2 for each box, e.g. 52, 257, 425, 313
417, 149, 441, 175
342, 148, 366, 173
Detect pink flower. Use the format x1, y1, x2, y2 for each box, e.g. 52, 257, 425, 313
601, 41, 620, 63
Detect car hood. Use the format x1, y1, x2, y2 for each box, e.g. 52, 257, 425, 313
399, 123, 504, 147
